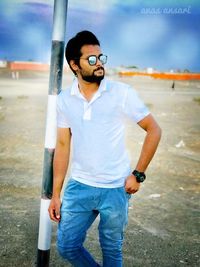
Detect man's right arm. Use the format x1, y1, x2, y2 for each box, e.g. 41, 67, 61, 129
48, 127, 71, 222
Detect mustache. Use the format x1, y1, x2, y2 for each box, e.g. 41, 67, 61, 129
94, 66, 104, 71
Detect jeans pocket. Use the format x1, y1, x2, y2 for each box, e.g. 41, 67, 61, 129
123, 187, 131, 200
126, 192, 131, 199
65, 178, 78, 191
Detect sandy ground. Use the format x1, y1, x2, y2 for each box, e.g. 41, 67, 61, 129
0, 71, 200, 267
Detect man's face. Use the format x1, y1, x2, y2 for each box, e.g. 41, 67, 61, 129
76, 44, 105, 83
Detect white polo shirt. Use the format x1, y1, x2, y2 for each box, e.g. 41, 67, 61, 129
57, 78, 150, 188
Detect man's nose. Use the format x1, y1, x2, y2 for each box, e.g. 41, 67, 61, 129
96, 57, 103, 66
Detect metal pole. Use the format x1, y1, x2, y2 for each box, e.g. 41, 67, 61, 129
37, 1, 68, 266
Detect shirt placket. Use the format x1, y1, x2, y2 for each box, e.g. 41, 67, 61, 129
82, 91, 102, 121
83, 102, 92, 120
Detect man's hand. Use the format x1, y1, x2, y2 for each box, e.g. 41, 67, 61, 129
125, 174, 140, 194
48, 197, 61, 223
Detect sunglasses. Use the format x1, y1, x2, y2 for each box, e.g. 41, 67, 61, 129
79, 54, 107, 66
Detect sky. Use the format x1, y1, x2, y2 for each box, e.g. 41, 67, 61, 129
0, 0, 200, 72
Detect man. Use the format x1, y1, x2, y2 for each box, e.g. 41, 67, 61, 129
49, 30, 161, 267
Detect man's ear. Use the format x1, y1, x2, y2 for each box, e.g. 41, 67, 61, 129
70, 60, 79, 73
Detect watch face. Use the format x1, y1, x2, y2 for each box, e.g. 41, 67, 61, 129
139, 175, 145, 182
133, 170, 146, 183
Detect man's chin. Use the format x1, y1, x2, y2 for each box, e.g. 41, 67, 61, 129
82, 74, 104, 83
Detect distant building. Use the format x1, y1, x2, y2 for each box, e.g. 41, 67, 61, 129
147, 67, 154, 74
0, 60, 7, 68
8, 61, 49, 71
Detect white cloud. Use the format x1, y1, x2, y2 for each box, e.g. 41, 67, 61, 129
68, 0, 138, 13
118, 15, 169, 52
69, 0, 116, 11
12, 0, 53, 4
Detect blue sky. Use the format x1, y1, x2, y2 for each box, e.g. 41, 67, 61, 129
0, 0, 200, 72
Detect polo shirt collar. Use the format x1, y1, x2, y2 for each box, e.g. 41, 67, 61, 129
70, 78, 107, 97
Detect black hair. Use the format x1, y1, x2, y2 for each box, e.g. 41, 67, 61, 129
65, 30, 100, 75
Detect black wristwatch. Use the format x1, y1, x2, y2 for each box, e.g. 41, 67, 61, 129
132, 170, 146, 183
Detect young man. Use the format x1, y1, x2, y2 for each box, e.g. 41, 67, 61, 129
48, 31, 161, 267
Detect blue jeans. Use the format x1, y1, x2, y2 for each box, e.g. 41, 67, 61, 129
57, 179, 131, 267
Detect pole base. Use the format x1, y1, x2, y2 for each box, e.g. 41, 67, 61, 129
37, 249, 50, 267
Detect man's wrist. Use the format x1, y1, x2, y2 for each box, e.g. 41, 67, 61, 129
132, 169, 146, 183
52, 194, 60, 198
52, 190, 61, 199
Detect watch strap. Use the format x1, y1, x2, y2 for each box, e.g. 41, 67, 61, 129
132, 169, 146, 183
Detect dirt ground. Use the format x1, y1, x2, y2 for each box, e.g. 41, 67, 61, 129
0, 71, 199, 267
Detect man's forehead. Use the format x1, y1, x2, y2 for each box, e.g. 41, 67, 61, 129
81, 44, 101, 55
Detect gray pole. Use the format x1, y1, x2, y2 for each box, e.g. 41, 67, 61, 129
37, 1, 68, 266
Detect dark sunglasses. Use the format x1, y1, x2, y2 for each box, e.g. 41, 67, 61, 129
79, 54, 107, 66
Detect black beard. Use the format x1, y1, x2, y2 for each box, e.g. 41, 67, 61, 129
81, 67, 105, 84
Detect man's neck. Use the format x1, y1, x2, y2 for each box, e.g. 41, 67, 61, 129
78, 78, 100, 101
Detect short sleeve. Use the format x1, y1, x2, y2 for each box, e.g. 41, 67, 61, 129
57, 92, 70, 128
122, 86, 150, 122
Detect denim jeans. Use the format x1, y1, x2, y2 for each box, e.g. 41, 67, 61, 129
57, 178, 131, 267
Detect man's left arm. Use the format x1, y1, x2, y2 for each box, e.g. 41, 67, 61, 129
125, 114, 162, 194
